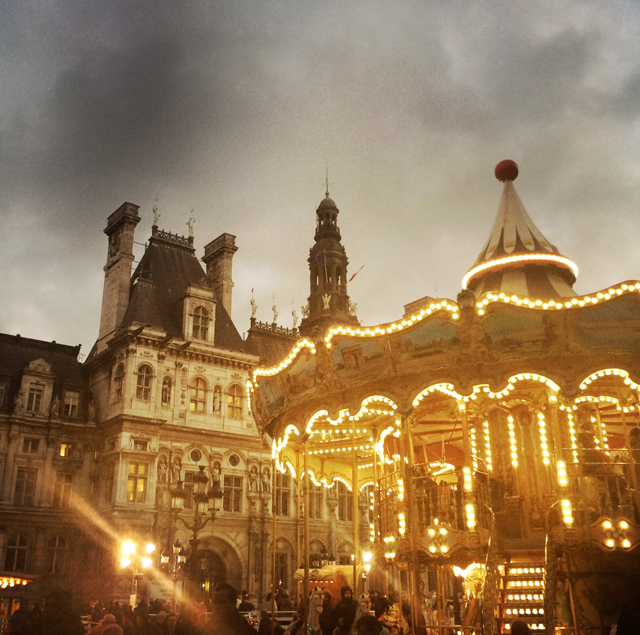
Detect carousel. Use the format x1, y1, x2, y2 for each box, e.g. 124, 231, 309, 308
250, 161, 640, 635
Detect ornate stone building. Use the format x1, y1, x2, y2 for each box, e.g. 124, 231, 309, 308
0, 192, 363, 613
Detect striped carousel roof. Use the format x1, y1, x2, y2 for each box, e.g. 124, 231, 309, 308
463, 160, 578, 299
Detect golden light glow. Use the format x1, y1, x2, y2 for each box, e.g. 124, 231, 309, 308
476, 282, 640, 318
537, 413, 550, 465
557, 461, 568, 488
561, 499, 573, 528
122, 541, 136, 556
580, 367, 640, 391
464, 252, 579, 290
324, 300, 460, 348
508, 416, 518, 468
252, 338, 317, 382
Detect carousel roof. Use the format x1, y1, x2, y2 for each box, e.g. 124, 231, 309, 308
463, 160, 578, 299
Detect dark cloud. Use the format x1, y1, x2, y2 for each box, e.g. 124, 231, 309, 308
2, 0, 640, 351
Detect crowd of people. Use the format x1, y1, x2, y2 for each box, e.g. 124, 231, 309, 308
1, 585, 436, 635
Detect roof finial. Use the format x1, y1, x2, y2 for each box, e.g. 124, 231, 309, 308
152, 195, 161, 227
325, 160, 330, 198
186, 210, 195, 238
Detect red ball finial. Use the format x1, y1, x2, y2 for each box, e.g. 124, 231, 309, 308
495, 160, 519, 182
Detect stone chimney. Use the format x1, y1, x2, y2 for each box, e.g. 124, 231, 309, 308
97, 203, 140, 346
203, 233, 238, 316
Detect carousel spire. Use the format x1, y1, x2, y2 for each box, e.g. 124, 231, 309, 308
462, 160, 578, 299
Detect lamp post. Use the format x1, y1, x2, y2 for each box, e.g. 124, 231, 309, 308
169, 464, 223, 599
121, 540, 156, 607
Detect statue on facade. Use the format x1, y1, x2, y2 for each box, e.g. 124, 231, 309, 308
292, 307, 298, 329
212, 461, 221, 488
249, 465, 259, 491
272, 296, 278, 323
348, 299, 357, 316
250, 293, 258, 318
301, 303, 310, 319
261, 467, 271, 492
157, 456, 168, 483
50, 394, 60, 418
213, 386, 222, 414
87, 395, 96, 422
13, 389, 24, 413
171, 457, 182, 483
322, 294, 331, 310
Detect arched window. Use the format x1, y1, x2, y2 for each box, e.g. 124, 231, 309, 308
227, 384, 243, 418
4, 535, 28, 572
192, 306, 210, 340
114, 364, 125, 401
161, 377, 172, 405
46, 536, 67, 573
190, 378, 207, 413
136, 365, 153, 400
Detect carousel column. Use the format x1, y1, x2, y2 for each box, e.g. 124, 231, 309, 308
618, 393, 639, 509
400, 412, 419, 635
271, 458, 277, 619
304, 440, 310, 624
352, 415, 359, 595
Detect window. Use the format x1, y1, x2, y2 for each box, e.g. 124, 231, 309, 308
103, 466, 114, 503
337, 481, 353, 522
308, 483, 324, 520
133, 440, 148, 452
114, 364, 125, 401
161, 377, 172, 405
190, 449, 202, 462
59, 443, 75, 458
189, 378, 207, 413
4, 535, 28, 573
183, 471, 196, 509
63, 391, 79, 417
22, 438, 39, 454
192, 306, 210, 340
276, 473, 290, 517
275, 552, 288, 589
227, 385, 243, 418
223, 475, 243, 512
136, 365, 153, 400
228, 454, 240, 467
53, 473, 73, 508
127, 463, 148, 503
46, 536, 67, 573
14, 469, 37, 506
0, 379, 7, 407
27, 383, 44, 412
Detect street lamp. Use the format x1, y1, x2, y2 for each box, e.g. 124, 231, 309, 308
168, 465, 223, 599
120, 540, 156, 606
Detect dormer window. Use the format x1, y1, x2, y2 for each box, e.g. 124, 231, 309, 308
136, 365, 153, 400
27, 383, 45, 412
192, 306, 210, 340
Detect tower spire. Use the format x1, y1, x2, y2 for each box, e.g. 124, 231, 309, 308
325, 161, 330, 198
299, 192, 359, 337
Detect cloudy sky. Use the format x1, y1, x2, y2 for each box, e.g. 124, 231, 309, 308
2, 0, 640, 354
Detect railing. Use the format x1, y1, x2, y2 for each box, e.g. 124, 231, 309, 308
378, 465, 493, 536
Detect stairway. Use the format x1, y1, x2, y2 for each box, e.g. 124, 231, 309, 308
496, 556, 546, 633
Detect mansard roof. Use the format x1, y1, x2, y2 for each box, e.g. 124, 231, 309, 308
0, 333, 86, 404
121, 230, 245, 352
